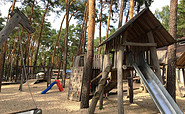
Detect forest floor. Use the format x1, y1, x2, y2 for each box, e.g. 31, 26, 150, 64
0, 79, 185, 114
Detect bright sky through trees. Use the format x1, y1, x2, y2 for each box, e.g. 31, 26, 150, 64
0, 0, 170, 38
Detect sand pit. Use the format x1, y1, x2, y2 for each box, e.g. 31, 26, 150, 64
0, 80, 185, 114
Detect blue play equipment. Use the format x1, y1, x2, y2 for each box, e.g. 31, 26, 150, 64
66, 70, 71, 73
41, 81, 57, 94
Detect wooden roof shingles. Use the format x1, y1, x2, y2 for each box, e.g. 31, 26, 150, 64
98, 8, 175, 48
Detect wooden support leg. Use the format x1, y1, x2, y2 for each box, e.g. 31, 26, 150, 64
162, 64, 166, 84
182, 68, 185, 87
147, 31, 163, 83
128, 71, 133, 103
117, 46, 124, 114
88, 54, 111, 114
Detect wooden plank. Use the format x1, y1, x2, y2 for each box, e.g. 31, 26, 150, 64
122, 42, 157, 47
153, 32, 164, 46
134, 21, 145, 34
147, 31, 163, 83
117, 46, 124, 114
0, 13, 21, 46
90, 72, 102, 83
13, 9, 35, 33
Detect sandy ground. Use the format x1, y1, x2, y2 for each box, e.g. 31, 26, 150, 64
0, 79, 185, 114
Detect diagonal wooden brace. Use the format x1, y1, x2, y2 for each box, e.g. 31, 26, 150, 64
0, 8, 35, 47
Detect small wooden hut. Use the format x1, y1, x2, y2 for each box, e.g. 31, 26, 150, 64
88, 8, 176, 114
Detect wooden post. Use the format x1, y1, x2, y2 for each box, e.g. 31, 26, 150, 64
182, 68, 185, 87
147, 31, 163, 83
128, 71, 133, 103
162, 64, 166, 84
117, 46, 124, 114
88, 54, 111, 114
176, 69, 183, 97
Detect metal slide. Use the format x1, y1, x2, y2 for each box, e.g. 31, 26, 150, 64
128, 53, 183, 114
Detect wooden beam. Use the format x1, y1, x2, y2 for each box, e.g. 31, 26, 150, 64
0, 13, 21, 46
122, 42, 157, 47
147, 31, 163, 83
88, 54, 111, 114
0, 9, 35, 47
117, 46, 124, 114
13, 9, 35, 33
90, 72, 102, 83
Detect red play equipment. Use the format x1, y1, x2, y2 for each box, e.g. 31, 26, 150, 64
55, 80, 64, 92
41, 80, 64, 94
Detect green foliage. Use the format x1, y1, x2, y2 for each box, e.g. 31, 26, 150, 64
154, 5, 169, 31
94, 27, 116, 54
154, 0, 185, 38
135, 0, 153, 12
0, 12, 5, 30
177, 0, 185, 37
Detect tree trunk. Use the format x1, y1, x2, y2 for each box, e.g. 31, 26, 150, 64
33, 3, 49, 77
105, 0, 113, 40
98, 0, 103, 54
52, 13, 66, 65
15, 38, 20, 82
118, 0, 124, 28
82, 4, 88, 54
80, 0, 95, 109
62, 0, 70, 88
29, 36, 35, 74
129, 0, 134, 19
125, 10, 129, 23
0, 0, 16, 91
77, 2, 88, 56
166, 0, 178, 101
10, 38, 17, 81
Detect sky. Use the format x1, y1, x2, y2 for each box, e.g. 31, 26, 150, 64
0, 0, 170, 38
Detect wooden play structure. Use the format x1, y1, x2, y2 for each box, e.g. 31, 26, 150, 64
68, 54, 103, 101
88, 8, 183, 114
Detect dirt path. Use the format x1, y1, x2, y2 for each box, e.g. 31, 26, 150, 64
0, 80, 185, 114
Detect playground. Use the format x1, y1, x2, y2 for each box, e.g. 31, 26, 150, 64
0, 0, 185, 114
0, 79, 184, 114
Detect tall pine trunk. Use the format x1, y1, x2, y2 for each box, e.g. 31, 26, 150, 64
129, 0, 134, 19
51, 13, 66, 66
33, 3, 49, 77
118, 0, 124, 28
105, 0, 113, 40
62, 0, 70, 87
29, 36, 35, 74
166, 0, 178, 101
82, 12, 88, 54
98, 0, 103, 54
80, 0, 95, 109
77, 2, 88, 55
27, 0, 35, 74
0, 0, 16, 92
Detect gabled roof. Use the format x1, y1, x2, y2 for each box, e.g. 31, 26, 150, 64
99, 8, 175, 48
177, 51, 185, 68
